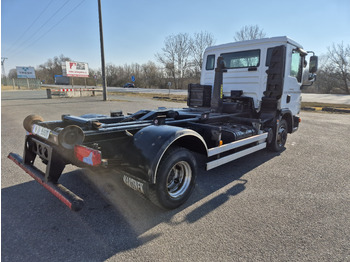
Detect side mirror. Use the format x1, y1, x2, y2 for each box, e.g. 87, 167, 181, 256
308, 73, 317, 82
309, 56, 318, 73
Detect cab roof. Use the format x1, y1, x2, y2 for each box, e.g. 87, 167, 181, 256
205, 36, 303, 53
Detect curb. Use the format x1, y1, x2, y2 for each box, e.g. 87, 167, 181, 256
302, 107, 350, 114
301, 107, 316, 111
322, 107, 350, 113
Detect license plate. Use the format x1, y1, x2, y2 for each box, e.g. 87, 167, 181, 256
32, 124, 51, 139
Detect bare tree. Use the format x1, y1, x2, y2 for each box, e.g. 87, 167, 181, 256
190, 31, 216, 75
312, 55, 334, 93
36, 54, 71, 84
89, 68, 101, 86
105, 63, 119, 86
142, 61, 163, 88
128, 63, 142, 87
234, 25, 266, 41
156, 33, 192, 89
8, 68, 17, 79
325, 42, 350, 94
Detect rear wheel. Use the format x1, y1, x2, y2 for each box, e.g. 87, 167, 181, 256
149, 147, 197, 209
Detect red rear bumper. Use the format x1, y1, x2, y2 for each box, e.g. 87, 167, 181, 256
8, 153, 84, 211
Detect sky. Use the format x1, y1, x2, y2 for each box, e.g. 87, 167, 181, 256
1, 0, 350, 75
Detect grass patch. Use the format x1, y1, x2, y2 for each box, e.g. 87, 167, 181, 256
1, 85, 15, 91
301, 101, 350, 109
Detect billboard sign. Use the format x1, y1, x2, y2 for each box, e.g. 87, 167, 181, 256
63, 61, 89, 78
16, 66, 36, 78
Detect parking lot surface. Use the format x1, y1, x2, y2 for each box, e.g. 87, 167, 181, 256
2, 90, 350, 261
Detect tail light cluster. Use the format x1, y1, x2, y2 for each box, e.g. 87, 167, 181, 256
74, 145, 101, 166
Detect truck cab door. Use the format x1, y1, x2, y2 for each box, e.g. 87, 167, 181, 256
281, 47, 305, 115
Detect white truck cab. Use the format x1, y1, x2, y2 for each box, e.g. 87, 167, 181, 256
200, 36, 317, 116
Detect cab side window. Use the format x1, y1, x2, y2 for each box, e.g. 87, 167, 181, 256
266, 48, 273, 66
206, 55, 215, 70
221, 50, 260, 69
290, 50, 303, 82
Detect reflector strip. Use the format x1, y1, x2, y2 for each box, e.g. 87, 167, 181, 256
51, 88, 100, 92
74, 145, 101, 166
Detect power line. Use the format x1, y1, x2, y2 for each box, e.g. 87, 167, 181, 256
5, 0, 55, 54
7, 0, 71, 57
10, 0, 87, 59
35, 0, 87, 43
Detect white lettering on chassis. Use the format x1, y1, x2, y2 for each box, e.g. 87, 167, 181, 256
123, 175, 144, 194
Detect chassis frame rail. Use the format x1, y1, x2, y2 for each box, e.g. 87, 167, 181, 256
8, 153, 84, 211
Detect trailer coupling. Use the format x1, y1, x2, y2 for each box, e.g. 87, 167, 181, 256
8, 153, 84, 211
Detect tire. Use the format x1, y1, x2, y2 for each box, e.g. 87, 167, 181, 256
149, 146, 197, 209
269, 118, 288, 152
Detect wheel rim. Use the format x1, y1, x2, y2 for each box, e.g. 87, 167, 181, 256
166, 161, 192, 199
277, 123, 287, 147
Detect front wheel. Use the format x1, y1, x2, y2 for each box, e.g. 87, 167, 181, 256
149, 147, 197, 209
269, 118, 288, 152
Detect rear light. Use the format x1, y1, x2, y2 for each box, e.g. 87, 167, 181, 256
74, 145, 101, 166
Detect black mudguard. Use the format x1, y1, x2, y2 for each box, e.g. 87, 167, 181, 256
125, 125, 207, 184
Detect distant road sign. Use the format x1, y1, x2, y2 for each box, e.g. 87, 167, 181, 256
131, 75, 135, 82
63, 61, 89, 78
16, 66, 36, 78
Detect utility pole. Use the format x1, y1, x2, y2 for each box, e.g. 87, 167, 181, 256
1, 57, 8, 77
98, 0, 107, 101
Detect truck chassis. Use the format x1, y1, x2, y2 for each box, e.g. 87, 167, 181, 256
8, 45, 301, 210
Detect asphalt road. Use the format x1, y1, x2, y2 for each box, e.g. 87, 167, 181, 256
2, 90, 350, 262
